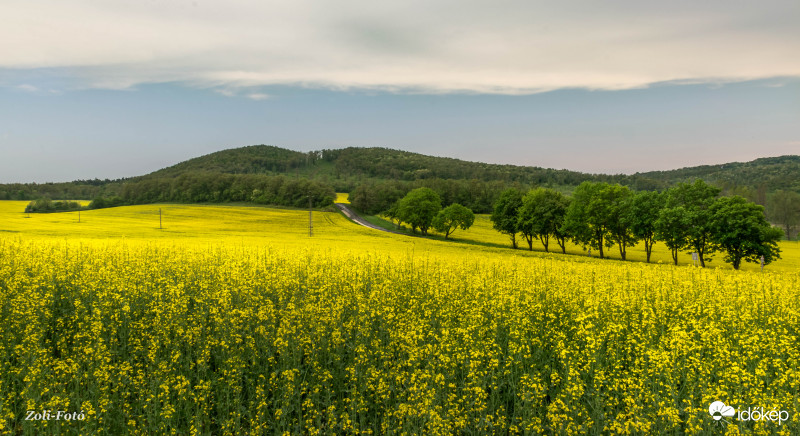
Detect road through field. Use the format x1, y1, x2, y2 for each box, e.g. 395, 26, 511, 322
334, 203, 407, 235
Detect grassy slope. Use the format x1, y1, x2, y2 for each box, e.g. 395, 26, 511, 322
362, 211, 800, 273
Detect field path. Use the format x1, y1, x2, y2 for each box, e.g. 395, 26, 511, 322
334, 203, 407, 235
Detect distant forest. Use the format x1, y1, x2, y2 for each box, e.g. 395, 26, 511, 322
3, 145, 799, 236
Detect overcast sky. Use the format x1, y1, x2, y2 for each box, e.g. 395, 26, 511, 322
1, 0, 798, 183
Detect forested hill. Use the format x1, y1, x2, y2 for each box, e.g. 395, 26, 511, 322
144, 145, 800, 194
141, 145, 651, 192
146, 145, 310, 177
636, 155, 800, 196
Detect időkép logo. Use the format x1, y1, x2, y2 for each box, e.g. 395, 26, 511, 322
709, 401, 789, 425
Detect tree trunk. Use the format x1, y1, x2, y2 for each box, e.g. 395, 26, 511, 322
596, 233, 604, 258
510, 234, 517, 249
541, 234, 549, 252
555, 235, 566, 254
671, 248, 678, 265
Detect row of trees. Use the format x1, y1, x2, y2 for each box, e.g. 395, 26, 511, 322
24, 198, 83, 213
384, 188, 476, 238
95, 173, 336, 209
491, 180, 783, 270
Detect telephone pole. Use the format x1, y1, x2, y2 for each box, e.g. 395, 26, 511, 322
159, 208, 162, 229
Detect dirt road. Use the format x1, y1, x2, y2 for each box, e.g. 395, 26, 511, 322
334, 203, 407, 235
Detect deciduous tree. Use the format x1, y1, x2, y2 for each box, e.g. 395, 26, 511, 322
518, 188, 570, 252
605, 185, 638, 260
491, 188, 523, 249
710, 196, 782, 269
432, 203, 475, 239
666, 180, 720, 267
627, 191, 665, 262
563, 182, 614, 258
396, 187, 442, 235
655, 206, 690, 265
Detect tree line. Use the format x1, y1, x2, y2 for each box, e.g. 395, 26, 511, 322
349, 179, 524, 215
24, 198, 84, 213
114, 173, 334, 207
23, 173, 336, 212
1, 179, 119, 201
349, 181, 800, 242
368, 179, 782, 270
489, 180, 782, 270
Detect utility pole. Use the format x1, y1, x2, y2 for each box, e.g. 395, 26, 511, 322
159, 208, 162, 229
78, 210, 81, 223
308, 194, 313, 237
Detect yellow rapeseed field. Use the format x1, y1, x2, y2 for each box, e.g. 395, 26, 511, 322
1, 201, 799, 435
335, 193, 350, 204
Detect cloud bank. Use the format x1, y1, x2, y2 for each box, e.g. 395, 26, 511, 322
1, 0, 798, 94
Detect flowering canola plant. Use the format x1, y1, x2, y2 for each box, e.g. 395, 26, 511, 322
1, 202, 799, 435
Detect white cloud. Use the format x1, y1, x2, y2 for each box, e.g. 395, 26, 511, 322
1, 0, 798, 94
17, 84, 39, 92
212, 88, 269, 100
245, 93, 270, 101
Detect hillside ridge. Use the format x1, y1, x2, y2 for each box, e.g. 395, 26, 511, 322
144, 144, 800, 193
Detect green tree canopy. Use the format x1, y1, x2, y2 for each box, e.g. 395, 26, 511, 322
605, 185, 638, 260
396, 187, 442, 235
655, 206, 690, 265
518, 188, 570, 253
563, 182, 630, 259
710, 196, 783, 269
24, 198, 82, 213
491, 188, 524, 249
665, 179, 721, 267
349, 181, 404, 215
626, 190, 665, 263
432, 203, 475, 239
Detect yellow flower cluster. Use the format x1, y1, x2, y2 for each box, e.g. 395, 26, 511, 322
1, 236, 798, 435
